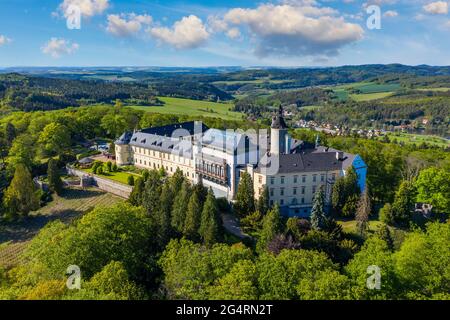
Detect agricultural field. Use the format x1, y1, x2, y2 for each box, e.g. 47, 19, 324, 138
129, 97, 243, 120
380, 132, 450, 148
416, 87, 450, 92
350, 92, 394, 101
0, 188, 123, 268
213, 79, 293, 85
330, 82, 401, 101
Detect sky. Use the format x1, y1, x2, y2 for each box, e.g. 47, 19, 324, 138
0, 0, 450, 67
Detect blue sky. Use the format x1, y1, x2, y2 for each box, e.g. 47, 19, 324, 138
0, 0, 450, 67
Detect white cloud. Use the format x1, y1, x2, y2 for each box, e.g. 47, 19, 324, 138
0, 35, 11, 46
106, 13, 152, 37
149, 15, 210, 49
41, 38, 79, 58
383, 10, 399, 18
224, 4, 364, 57
423, 1, 449, 15
59, 0, 109, 18
226, 28, 241, 39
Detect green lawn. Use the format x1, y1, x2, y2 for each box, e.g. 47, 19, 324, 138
416, 87, 450, 92
301, 105, 324, 111
330, 82, 401, 101
350, 92, 394, 101
213, 79, 292, 85
338, 219, 383, 234
129, 97, 243, 120
82, 168, 141, 185
380, 132, 450, 148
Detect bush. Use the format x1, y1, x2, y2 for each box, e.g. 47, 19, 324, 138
380, 203, 395, 225
127, 175, 135, 186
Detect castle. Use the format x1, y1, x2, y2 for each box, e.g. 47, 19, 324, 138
115, 108, 367, 217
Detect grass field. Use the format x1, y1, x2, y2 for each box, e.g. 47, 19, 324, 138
330, 82, 401, 101
213, 79, 292, 85
416, 87, 450, 92
129, 97, 243, 120
350, 92, 394, 101
81, 168, 141, 185
380, 132, 450, 148
338, 219, 383, 234
0, 188, 124, 268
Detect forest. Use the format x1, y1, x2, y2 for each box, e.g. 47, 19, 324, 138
0, 103, 448, 300
0, 64, 449, 301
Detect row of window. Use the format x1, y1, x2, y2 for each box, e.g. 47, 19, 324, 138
132, 147, 191, 166
261, 173, 336, 185
263, 185, 322, 197
269, 198, 308, 206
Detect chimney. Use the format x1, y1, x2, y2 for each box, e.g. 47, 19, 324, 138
336, 151, 344, 160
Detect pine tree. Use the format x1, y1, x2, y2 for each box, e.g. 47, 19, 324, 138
184, 192, 202, 240
199, 188, 221, 246
156, 183, 174, 248
356, 188, 371, 237
3, 164, 39, 219
331, 177, 346, 214
257, 204, 282, 252
168, 168, 185, 195
127, 175, 135, 186
235, 172, 255, 218
193, 180, 208, 207
391, 180, 416, 225
257, 186, 270, 215
344, 166, 361, 198
142, 170, 162, 216
376, 224, 394, 251
5, 122, 16, 147
310, 186, 327, 231
171, 180, 191, 233
128, 177, 145, 206
106, 161, 112, 172
47, 159, 63, 195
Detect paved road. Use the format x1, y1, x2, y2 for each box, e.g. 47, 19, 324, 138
222, 214, 251, 240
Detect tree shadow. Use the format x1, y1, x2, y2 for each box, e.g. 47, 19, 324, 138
0, 209, 83, 243
61, 188, 104, 200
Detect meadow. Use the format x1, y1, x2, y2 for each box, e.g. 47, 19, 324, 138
380, 132, 450, 148
129, 97, 243, 120
329, 82, 401, 101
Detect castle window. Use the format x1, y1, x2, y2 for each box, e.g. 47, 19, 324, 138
270, 177, 275, 185
259, 176, 262, 184
312, 186, 317, 194
321, 174, 325, 182
294, 175, 298, 183
293, 188, 297, 195
280, 188, 285, 196
301, 186, 305, 195
270, 188, 274, 197
281, 176, 285, 184
280, 199, 284, 205
313, 175, 317, 183
302, 175, 307, 183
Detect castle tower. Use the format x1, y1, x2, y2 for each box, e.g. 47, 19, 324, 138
270, 106, 288, 155
115, 132, 133, 166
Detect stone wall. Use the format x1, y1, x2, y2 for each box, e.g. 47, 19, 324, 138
66, 166, 132, 199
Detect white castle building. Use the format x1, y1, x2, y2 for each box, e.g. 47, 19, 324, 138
115, 108, 367, 217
